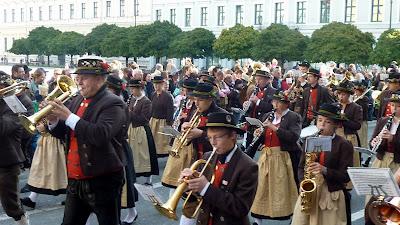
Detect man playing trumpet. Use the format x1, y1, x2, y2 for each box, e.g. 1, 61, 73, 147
180, 112, 258, 225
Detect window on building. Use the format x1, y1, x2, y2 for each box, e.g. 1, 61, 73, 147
201, 7, 207, 26
70, 4, 74, 19
185, 8, 191, 27
134, 0, 139, 16
93, 2, 98, 18
29, 7, 33, 21
297, 1, 306, 24
217, 6, 225, 26
120, 0, 125, 17
170, 9, 176, 24
254, 4, 263, 25
236, 5, 243, 24
39, 7, 42, 21
320, 0, 330, 23
20, 8, 24, 22
155, 9, 161, 21
59, 5, 63, 20
106, 1, 111, 17
12, 9, 15, 22
3, 10, 6, 23
81, 3, 86, 18
49, 6, 52, 20
345, 0, 356, 22
275, 2, 284, 24
4, 38, 7, 51
371, 0, 383, 22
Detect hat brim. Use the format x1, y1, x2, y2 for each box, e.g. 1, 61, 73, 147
189, 92, 213, 99
152, 80, 165, 83
204, 123, 245, 134
387, 78, 400, 83
307, 72, 321, 77
73, 69, 109, 75
385, 97, 400, 103
272, 96, 290, 103
335, 87, 354, 95
255, 74, 272, 78
311, 109, 348, 121
182, 84, 196, 90
127, 84, 144, 88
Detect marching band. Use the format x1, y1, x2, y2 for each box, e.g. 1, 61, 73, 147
1, 57, 400, 225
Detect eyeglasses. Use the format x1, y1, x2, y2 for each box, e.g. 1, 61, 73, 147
206, 133, 229, 142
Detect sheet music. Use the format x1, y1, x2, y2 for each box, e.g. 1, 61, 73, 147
348, 167, 400, 197
3, 95, 27, 113
162, 126, 180, 137
304, 136, 332, 153
245, 117, 264, 127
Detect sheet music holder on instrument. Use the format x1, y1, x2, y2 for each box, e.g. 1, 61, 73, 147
304, 136, 332, 153
354, 147, 376, 156
3, 95, 27, 113
158, 126, 180, 138
134, 183, 164, 204
348, 167, 400, 197
245, 117, 264, 127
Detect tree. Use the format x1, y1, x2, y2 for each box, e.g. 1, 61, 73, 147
140, 21, 182, 62
50, 31, 86, 64
370, 29, 400, 66
9, 38, 33, 64
100, 26, 136, 66
213, 24, 259, 60
252, 24, 308, 62
27, 26, 62, 65
85, 23, 119, 55
169, 28, 215, 59
305, 22, 375, 64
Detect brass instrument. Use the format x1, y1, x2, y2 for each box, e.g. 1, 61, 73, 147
367, 196, 400, 224
19, 75, 78, 134
153, 147, 217, 220
0, 80, 29, 97
299, 130, 322, 214
353, 86, 375, 102
169, 108, 201, 158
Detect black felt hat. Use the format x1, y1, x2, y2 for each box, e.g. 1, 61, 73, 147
106, 75, 123, 90
73, 57, 110, 75
189, 82, 216, 99
335, 80, 355, 95
299, 61, 311, 68
205, 112, 245, 134
306, 68, 321, 77
272, 91, 291, 103
387, 91, 400, 103
387, 72, 400, 83
182, 78, 198, 90
0, 71, 12, 86
254, 70, 272, 78
127, 79, 144, 88
312, 103, 348, 121
152, 75, 165, 83
353, 81, 367, 91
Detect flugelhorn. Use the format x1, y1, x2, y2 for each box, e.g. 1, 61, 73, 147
367, 196, 400, 224
152, 147, 217, 220
0, 80, 29, 97
19, 75, 78, 134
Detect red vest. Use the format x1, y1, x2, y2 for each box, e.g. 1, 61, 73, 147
252, 90, 265, 118
196, 115, 208, 159
385, 104, 392, 117
264, 124, 281, 147
67, 99, 92, 180
208, 161, 229, 225
307, 88, 318, 120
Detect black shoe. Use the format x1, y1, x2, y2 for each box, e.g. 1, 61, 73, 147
121, 214, 138, 225
20, 197, 36, 209
20, 185, 30, 193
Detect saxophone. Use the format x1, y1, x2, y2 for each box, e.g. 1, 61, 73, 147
299, 130, 322, 214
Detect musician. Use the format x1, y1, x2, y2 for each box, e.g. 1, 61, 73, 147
46, 57, 125, 225
296, 68, 335, 127
377, 72, 400, 119
353, 82, 370, 149
244, 70, 276, 152
0, 73, 32, 225
370, 92, 400, 173
180, 112, 258, 225
105, 75, 139, 225
292, 103, 353, 225
215, 70, 230, 109
298, 61, 310, 74
335, 81, 363, 167
249, 92, 300, 224
127, 79, 159, 185
149, 75, 174, 156
162, 79, 198, 189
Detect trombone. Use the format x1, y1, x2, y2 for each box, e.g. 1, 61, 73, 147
19, 75, 78, 134
152, 147, 217, 220
0, 80, 29, 97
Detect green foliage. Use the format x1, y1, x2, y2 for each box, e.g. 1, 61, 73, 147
27, 26, 62, 56
140, 21, 182, 58
252, 24, 308, 62
9, 38, 32, 55
85, 23, 119, 55
370, 29, 400, 66
169, 28, 215, 58
50, 31, 85, 56
213, 24, 258, 60
305, 22, 374, 64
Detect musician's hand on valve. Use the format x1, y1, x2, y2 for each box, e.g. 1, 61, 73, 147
187, 175, 209, 193
308, 162, 324, 175
178, 168, 193, 183
48, 99, 72, 121
187, 128, 203, 141
36, 123, 46, 133
181, 122, 190, 132
249, 95, 259, 103
382, 129, 394, 142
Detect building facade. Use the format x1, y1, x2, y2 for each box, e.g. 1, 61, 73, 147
0, 0, 398, 66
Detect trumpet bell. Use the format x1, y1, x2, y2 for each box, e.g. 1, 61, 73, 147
154, 203, 178, 220
19, 115, 37, 134
368, 197, 400, 224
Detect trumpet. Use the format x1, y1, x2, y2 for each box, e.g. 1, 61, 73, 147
153, 147, 217, 220
0, 80, 29, 97
367, 196, 400, 225
19, 75, 78, 134
169, 108, 201, 158
353, 86, 375, 102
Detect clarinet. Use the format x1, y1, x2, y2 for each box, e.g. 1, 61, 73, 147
126, 94, 134, 111
243, 86, 259, 113
245, 110, 275, 157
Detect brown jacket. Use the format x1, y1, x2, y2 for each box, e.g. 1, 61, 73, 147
196, 148, 258, 225
129, 95, 152, 128
354, 96, 369, 121
298, 135, 353, 192
377, 89, 394, 119
151, 91, 174, 124
371, 117, 400, 163
341, 102, 363, 135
